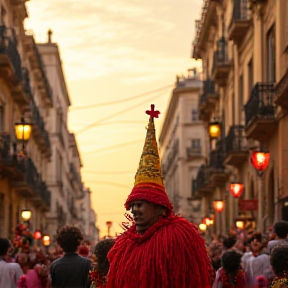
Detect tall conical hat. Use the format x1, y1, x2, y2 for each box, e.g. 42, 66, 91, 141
124, 104, 173, 213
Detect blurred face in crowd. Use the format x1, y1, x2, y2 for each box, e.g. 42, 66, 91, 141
250, 237, 262, 253
130, 200, 167, 234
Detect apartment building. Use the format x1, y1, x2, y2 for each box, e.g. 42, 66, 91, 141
0, 0, 97, 241
192, 0, 288, 234
159, 71, 209, 225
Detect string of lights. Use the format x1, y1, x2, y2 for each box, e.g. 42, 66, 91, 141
70, 84, 173, 111
75, 89, 169, 135
82, 139, 143, 155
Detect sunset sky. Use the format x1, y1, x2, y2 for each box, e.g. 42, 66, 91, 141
25, 0, 202, 238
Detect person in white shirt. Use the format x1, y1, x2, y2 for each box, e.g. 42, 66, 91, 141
0, 238, 23, 288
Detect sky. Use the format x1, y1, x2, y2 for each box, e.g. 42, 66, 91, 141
25, 0, 202, 238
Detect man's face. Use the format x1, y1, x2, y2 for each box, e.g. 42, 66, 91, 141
250, 237, 262, 253
130, 200, 165, 234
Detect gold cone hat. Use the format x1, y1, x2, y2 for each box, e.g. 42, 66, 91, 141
125, 104, 173, 212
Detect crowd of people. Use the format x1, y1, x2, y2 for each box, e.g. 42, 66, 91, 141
1, 105, 288, 288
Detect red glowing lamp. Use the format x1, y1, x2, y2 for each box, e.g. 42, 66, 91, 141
213, 200, 225, 212
202, 217, 211, 226
229, 183, 244, 198
33, 230, 42, 240
251, 151, 270, 172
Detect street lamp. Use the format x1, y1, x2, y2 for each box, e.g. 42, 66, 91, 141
14, 117, 32, 155
42, 235, 51, 246
229, 183, 244, 198
213, 200, 225, 212
21, 209, 32, 222
202, 217, 211, 226
33, 230, 42, 240
251, 151, 270, 176
199, 223, 207, 232
208, 121, 221, 139
236, 220, 245, 229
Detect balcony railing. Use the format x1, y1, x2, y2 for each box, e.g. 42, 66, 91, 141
230, 0, 248, 25
31, 101, 51, 150
225, 125, 247, 152
244, 83, 275, 127
203, 78, 216, 94
32, 41, 53, 106
209, 149, 225, 171
195, 164, 211, 193
186, 147, 202, 158
0, 25, 22, 82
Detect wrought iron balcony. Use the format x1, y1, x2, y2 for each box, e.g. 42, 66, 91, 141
224, 125, 248, 166
186, 146, 202, 160
195, 164, 213, 194
244, 83, 277, 141
228, 0, 251, 45
212, 38, 232, 86
199, 79, 218, 121
0, 25, 22, 82
30, 40, 53, 107
209, 146, 228, 187
31, 101, 51, 156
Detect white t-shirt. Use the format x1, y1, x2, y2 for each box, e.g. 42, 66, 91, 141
0, 260, 23, 288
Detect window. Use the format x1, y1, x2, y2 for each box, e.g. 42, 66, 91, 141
56, 150, 63, 184
0, 104, 4, 132
191, 139, 201, 148
239, 74, 244, 124
267, 25, 275, 83
191, 109, 198, 122
248, 58, 253, 94
192, 179, 197, 196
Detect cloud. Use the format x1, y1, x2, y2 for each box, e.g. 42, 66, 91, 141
25, 0, 200, 83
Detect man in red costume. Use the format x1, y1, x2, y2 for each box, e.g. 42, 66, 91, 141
107, 105, 213, 288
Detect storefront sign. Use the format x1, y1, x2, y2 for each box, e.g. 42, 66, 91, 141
239, 199, 258, 211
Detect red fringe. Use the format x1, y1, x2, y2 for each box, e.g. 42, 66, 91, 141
107, 215, 212, 288
125, 183, 173, 213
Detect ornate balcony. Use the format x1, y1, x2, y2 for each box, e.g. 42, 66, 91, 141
212, 38, 232, 86
25, 36, 53, 108
199, 79, 218, 121
195, 164, 213, 194
228, 0, 251, 45
0, 26, 31, 108
30, 100, 51, 156
224, 125, 248, 167
186, 146, 202, 161
13, 158, 51, 210
209, 146, 228, 187
244, 83, 276, 141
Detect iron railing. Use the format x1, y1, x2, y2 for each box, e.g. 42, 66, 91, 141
212, 37, 228, 73
186, 147, 201, 158
203, 78, 216, 94
0, 25, 22, 82
31, 101, 51, 149
229, 0, 249, 29
32, 41, 53, 105
225, 125, 247, 153
195, 164, 210, 191
244, 83, 275, 126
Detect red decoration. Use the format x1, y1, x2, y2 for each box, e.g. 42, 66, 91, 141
239, 199, 258, 211
229, 183, 244, 198
202, 217, 211, 226
33, 230, 42, 240
213, 200, 225, 212
146, 104, 160, 119
251, 151, 270, 172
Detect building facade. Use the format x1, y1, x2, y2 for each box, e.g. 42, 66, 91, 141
192, 0, 288, 235
0, 0, 97, 242
159, 71, 209, 225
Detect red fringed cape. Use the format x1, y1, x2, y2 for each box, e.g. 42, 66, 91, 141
107, 215, 213, 288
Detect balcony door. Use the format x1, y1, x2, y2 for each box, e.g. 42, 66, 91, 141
267, 25, 275, 83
